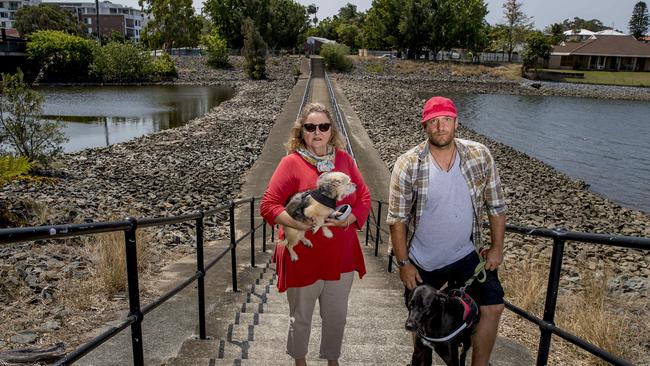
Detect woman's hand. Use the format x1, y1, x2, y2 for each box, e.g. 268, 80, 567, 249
324, 213, 356, 228
274, 211, 313, 231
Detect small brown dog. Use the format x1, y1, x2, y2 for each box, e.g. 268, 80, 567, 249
281, 172, 356, 261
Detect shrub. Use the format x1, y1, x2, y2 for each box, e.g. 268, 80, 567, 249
27, 30, 96, 82
150, 52, 178, 80
202, 30, 230, 68
320, 43, 352, 72
242, 17, 267, 80
90, 42, 153, 82
0, 71, 67, 165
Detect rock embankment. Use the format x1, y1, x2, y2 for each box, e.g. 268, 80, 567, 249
0, 56, 300, 352
336, 72, 650, 294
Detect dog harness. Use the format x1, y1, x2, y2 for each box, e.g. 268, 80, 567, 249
418, 289, 480, 345
309, 191, 336, 209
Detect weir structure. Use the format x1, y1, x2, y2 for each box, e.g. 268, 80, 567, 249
1, 57, 649, 366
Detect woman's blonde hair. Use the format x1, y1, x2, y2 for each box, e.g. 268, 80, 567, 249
285, 103, 346, 153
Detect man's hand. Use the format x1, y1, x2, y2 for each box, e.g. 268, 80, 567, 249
399, 263, 422, 290
483, 246, 503, 271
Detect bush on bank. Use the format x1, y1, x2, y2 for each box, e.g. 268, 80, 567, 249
27, 30, 97, 82
202, 30, 230, 68
27, 31, 177, 83
320, 43, 352, 72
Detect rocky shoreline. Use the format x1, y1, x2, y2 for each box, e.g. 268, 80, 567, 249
1, 56, 649, 359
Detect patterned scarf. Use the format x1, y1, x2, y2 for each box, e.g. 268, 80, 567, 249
297, 146, 335, 173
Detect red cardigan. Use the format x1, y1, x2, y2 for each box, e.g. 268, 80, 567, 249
259, 149, 371, 292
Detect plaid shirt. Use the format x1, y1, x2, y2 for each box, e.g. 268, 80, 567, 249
387, 138, 507, 250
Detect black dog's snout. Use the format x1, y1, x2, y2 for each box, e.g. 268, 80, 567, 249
405, 319, 417, 331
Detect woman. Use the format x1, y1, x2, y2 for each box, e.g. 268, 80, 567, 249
259, 103, 371, 366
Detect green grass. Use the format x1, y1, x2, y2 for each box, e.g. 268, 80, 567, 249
542, 68, 650, 87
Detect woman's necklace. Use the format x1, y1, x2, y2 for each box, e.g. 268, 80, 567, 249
430, 148, 456, 172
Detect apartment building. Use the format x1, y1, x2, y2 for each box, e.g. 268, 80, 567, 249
0, 0, 40, 29
46, 1, 149, 41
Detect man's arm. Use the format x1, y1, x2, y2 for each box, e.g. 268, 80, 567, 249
484, 213, 506, 271
390, 222, 421, 289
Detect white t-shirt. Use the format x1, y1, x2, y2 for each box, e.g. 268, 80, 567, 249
409, 152, 475, 271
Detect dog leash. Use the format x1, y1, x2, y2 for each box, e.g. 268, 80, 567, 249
459, 248, 488, 293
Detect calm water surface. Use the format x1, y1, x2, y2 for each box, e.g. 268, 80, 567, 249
39, 85, 235, 152
441, 93, 650, 214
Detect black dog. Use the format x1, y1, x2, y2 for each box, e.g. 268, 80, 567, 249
405, 285, 479, 366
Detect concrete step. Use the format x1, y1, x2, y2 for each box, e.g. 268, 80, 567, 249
245, 342, 414, 364
176, 339, 244, 359
166, 357, 421, 366
234, 312, 407, 330
228, 324, 412, 346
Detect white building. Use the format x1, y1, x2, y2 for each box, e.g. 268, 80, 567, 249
45, 1, 149, 41
0, 0, 40, 29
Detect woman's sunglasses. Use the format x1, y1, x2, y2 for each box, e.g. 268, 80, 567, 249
303, 123, 331, 132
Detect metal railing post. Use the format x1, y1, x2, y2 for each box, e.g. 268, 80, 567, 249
262, 220, 267, 253
250, 198, 256, 268
536, 237, 565, 366
195, 211, 206, 340
374, 202, 382, 256
124, 217, 144, 366
388, 249, 394, 273
271, 224, 275, 242
229, 201, 238, 292
365, 209, 370, 247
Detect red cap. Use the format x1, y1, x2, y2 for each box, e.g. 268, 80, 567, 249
421, 96, 457, 125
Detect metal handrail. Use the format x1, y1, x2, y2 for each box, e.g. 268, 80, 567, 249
363, 198, 649, 366
0, 196, 269, 365
324, 70, 355, 163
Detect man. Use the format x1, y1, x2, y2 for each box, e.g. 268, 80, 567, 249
387, 96, 507, 366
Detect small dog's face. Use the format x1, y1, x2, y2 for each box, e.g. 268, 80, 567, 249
405, 285, 447, 332
317, 172, 356, 200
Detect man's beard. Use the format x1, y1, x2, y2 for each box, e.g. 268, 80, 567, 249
428, 132, 454, 148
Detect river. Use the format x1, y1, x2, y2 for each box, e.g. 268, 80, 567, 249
39, 85, 235, 153
449, 93, 650, 214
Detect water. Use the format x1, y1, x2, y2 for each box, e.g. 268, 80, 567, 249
38, 85, 235, 152
444, 93, 650, 214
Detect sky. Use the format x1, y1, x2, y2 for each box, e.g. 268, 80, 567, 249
63, 0, 640, 33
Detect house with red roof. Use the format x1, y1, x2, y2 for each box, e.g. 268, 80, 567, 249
549, 34, 650, 71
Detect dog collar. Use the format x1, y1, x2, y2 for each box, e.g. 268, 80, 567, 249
309, 191, 336, 209
417, 292, 478, 346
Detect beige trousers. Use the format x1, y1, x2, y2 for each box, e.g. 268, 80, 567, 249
285, 271, 354, 360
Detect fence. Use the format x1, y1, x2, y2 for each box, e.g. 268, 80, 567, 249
364, 199, 649, 366
0, 197, 274, 365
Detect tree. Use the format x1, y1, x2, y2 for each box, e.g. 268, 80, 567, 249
398, 0, 430, 59
522, 31, 552, 73
629, 1, 650, 39
545, 22, 564, 44
139, 0, 201, 51
14, 4, 85, 37
0, 71, 67, 165
500, 0, 533, 62
306, 3, 318, 25
363, 0, 403, 50
268, 0, 309, 50
449, 0, 489, 54
561, 17, 608, 32
242, 17, 268, 79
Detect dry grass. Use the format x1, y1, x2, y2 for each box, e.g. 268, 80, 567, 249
93, 229, 152, 296
502, 257, 647, 365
